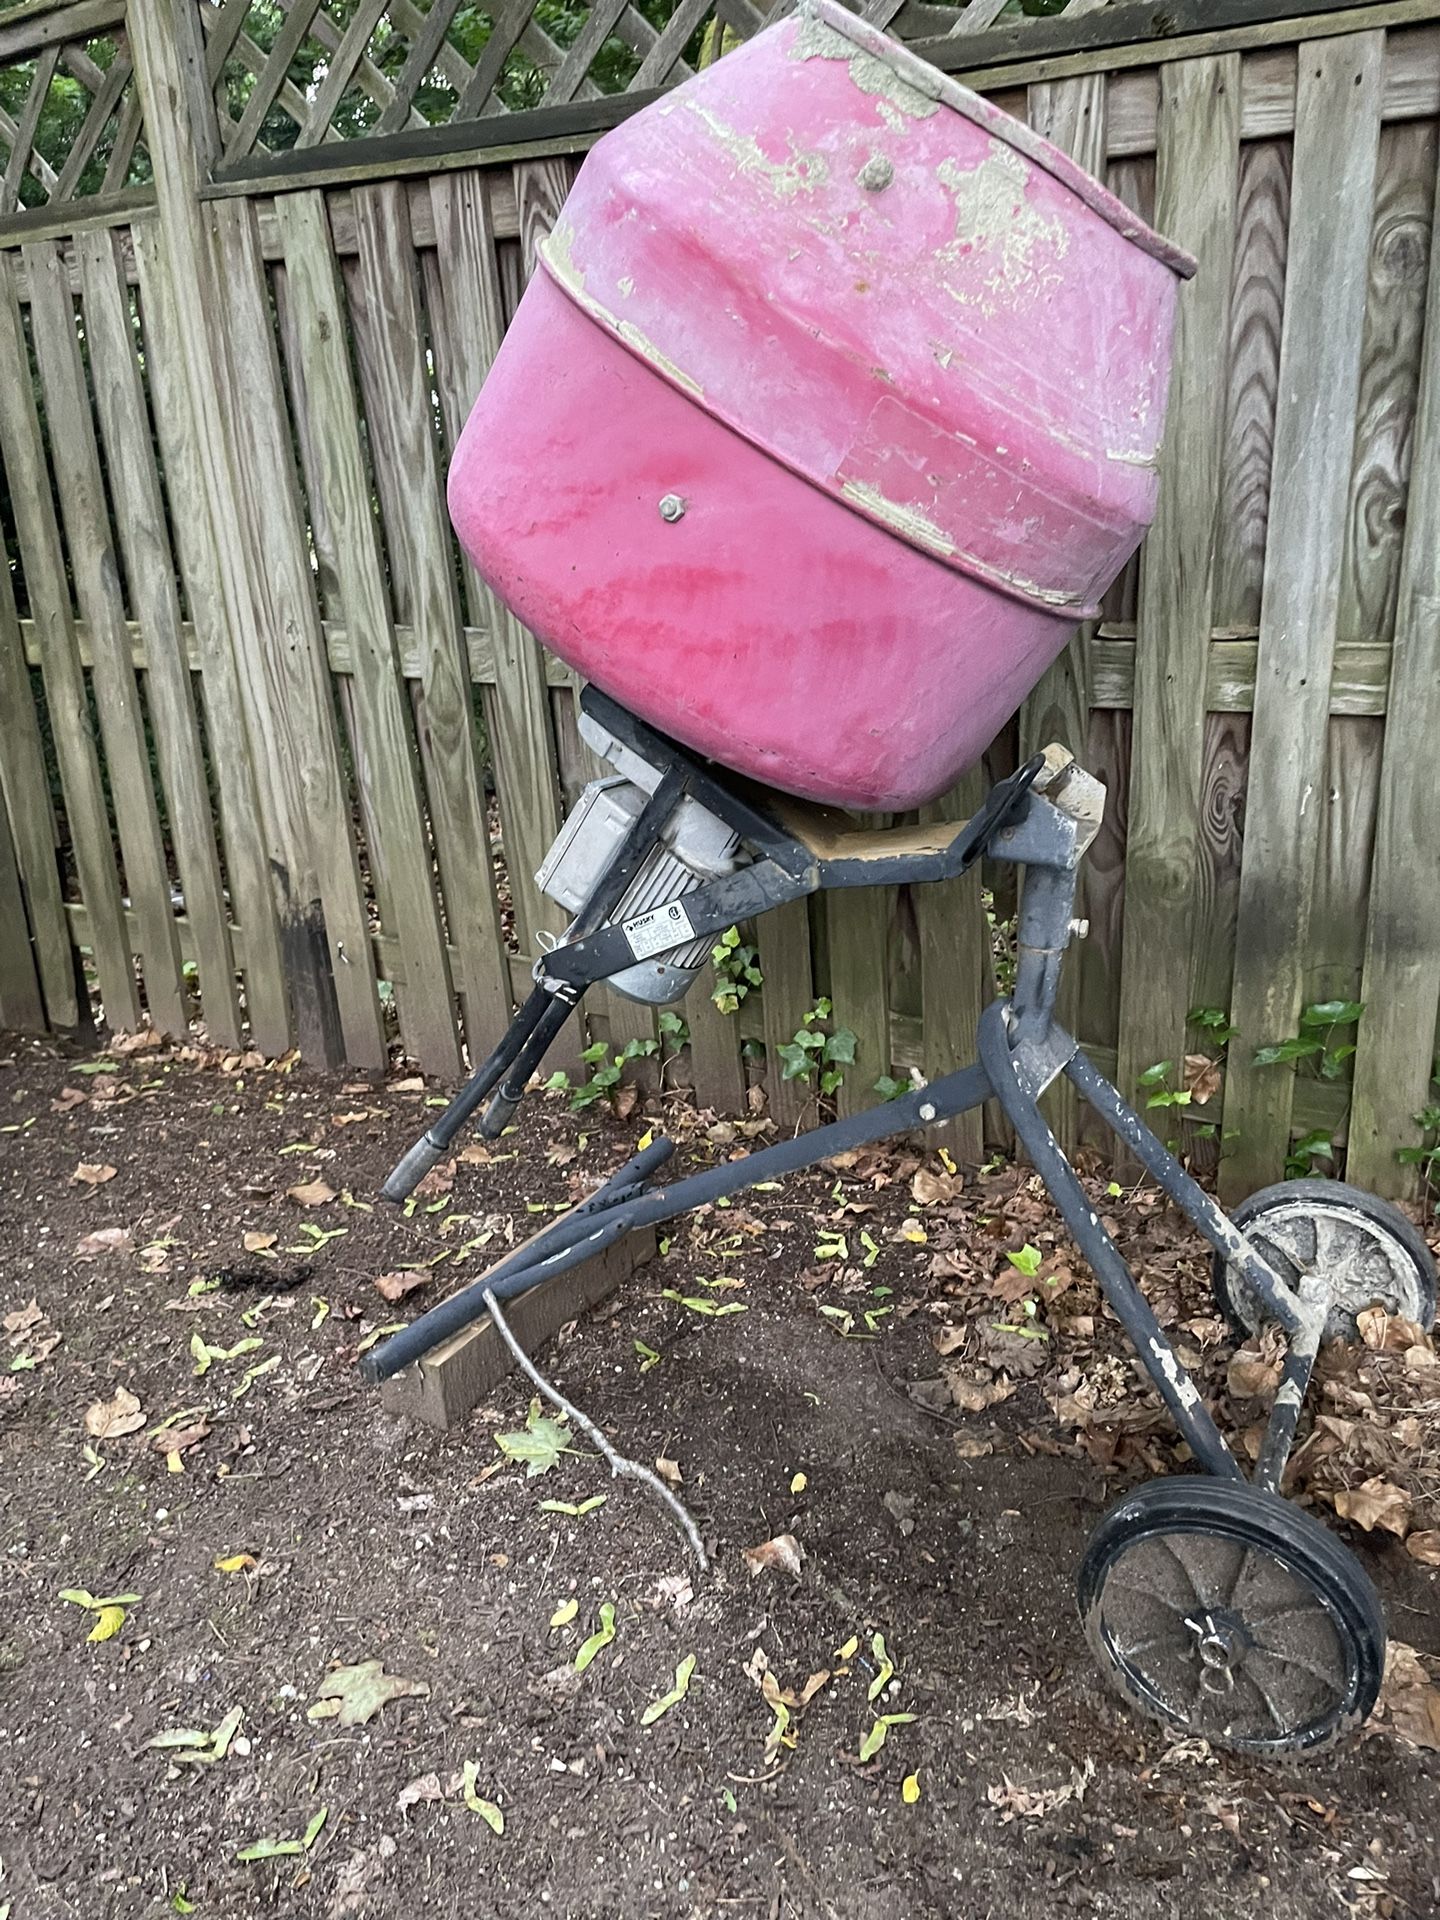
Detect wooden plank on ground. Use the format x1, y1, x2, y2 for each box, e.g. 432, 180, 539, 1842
758, 897, 815, 1133
130, 218, 291, 1058
1115, 57, 1241, 1116
76, 225, 242, 1047
207, 199, 387, 1069
1017, 70, 1106, 1153
0, 255, 139, 1031
381, 1225, 655, 1428
827, 885, 891, 1120
274, 189, 462, 1078
0, 520, 74, 1025
1349, 130, 1440, 1195
0, 798, 45, 1032
349, 176, 517, 1059
916, 768, 987, 1164
1222, 33, 1385, 1202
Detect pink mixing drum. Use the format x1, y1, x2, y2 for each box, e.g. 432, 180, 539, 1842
448, 0, 1194, 811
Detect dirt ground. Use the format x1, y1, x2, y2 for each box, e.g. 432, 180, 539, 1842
3, 1028, 1439, 1920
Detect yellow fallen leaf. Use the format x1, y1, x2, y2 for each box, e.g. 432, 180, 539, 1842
550, 1598, 578, 1627
214, 1553, 257, 1574
902, 1771, 921, 1804
790, 1471, 807, 1495
166, 1450, 183, 1473
88, 1604, 127, 1643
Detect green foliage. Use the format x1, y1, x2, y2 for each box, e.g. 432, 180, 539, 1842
0, 37, 151, 210
711, 925, 762, 1016
873, 1075, 909, 1103
1188, 1005, 1238, 1050
1397, 1060, 1440, 1211
546, 1036, 657, 1111
1285, 1128, 1336, 1179
1136, 1061, 1191, 1113
777, 999, 856, 1099
1252, 1001, 1363, 1080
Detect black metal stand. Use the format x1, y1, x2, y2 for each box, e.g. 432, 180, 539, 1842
363, 688, 1343, 1502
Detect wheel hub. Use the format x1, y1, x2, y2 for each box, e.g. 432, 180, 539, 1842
1183, 1607, 1252, 1694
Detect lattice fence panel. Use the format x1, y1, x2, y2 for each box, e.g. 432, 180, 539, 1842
202, 0, 1117, 163
0, 19, 150, 213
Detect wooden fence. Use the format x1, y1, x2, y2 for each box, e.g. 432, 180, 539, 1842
1, 0, 1439, 1203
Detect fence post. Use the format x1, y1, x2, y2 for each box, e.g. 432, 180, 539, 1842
127, 0, 361, 1066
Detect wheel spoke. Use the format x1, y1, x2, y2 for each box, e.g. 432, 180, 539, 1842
1246, 1639, 1343, 1700
1236, 1659, 1293, 1735
1160, 1536, 1212, 1609
1223, 1544, 1253, 1607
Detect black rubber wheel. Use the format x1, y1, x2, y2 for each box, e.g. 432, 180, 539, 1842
1078, 1477, 1385, 1756
1213, 1178, 1437, 1343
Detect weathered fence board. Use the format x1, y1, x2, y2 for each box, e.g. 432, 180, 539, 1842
1116, 56, 1241, 1109
1349, 134, 1440, 1194
0, 513, 74, 1026
274, 188, 462, 1076
76, 223, 242, 1047
26, 235, 188, 1036
1223, 34, 1386, 1200
0, 251, 140, 1029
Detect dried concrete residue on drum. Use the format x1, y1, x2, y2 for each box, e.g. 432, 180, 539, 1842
791, 9, 939, 120
681, 97, 831, 199
936, 142, 1072, 319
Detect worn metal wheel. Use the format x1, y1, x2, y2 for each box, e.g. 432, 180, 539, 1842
1213, 1178, 1437, 1344
1078, 1478, 1385, 1756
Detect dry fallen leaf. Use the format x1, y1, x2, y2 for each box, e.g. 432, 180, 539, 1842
375, 1271, 430, 1304
307, 1660, 430, 1727
654, 1455, 683, 1489
1333, 1477, 1412, 1538
743, 1533, 804, 1579
111, 1027, 165, 1055
1374, 1642, 1440, 1750
243, 1231, 277, 1254
1227, 1344, 1283, 1399
74, 1227, 133, 1262
286, 1179, 337, 1209
932, 1324, 967, 1357
1405, 1531, 1440, 1567
1181, 1054, 1222, 1105
52, 1086, 88, 1111
389, 1076, 426, 1094
911, 1169, 959, 1208
84, 1386, 144, 1440
397, 1772, 445, 1813
413, 1159, 456, 1199
72, 1162, 117, 1187
3, 1299, 43, 1338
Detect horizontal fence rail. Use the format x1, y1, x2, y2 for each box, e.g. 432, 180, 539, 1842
1, 0, 1439, 1206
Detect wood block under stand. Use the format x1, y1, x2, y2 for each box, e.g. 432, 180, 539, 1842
379, 1225, 656, 1430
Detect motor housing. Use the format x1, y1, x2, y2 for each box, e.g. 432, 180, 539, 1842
534, 715, 743, 1004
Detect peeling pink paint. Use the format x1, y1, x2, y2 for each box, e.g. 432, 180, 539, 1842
449, 0, 1193, 811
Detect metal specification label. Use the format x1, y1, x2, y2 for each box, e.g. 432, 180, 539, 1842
621, 899, 696, 960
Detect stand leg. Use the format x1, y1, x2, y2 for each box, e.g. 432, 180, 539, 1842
977, 1003, 1242, 1482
